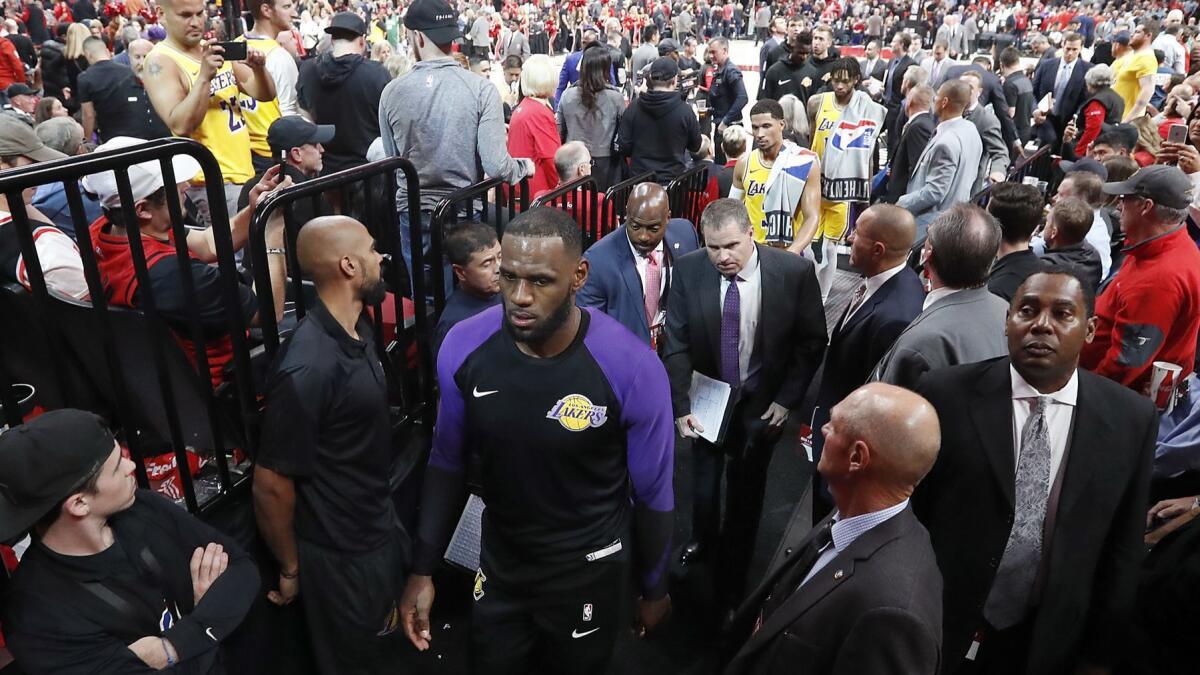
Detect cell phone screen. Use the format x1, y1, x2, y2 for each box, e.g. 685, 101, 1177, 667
214, 41, 248, 61
1168, 124, 1189, 145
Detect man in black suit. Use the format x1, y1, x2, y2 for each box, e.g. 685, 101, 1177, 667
883, 85, 936, 203
883, 32, 917, 161
913, 267, 1156, 675
944, 58, 1020, 156
724, 383, 943, 675
1033, 32, 1091, 149
665, 199, 827, 609
811, 204, 925, 519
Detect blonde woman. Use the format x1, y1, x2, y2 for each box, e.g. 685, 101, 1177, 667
1130, 114, 1161, 167
371, 39, 392, 63
508, 54, 562, 196
62, 22, 91, 107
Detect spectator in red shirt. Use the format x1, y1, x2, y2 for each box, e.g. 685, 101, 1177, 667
0, 36, 25, 90
1083, 165, 1200, 390
508, 54, 561, 197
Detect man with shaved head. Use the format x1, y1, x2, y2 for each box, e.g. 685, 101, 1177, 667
810, 204, 926, 520
77, 36, 170, 142
725, 383, 944, 674
254, 215, 409, 673
577, 182, 700, 348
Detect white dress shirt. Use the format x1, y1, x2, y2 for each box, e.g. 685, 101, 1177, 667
1010, 366, 1078, 482
845, 262, 908, 323
718, 246, 762, 384
629, 237, 667, 323
801, 499, 910, 587
922, 285, 963, 311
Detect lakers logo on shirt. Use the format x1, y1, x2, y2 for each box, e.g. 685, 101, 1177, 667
546, 394, 608, 431
377, 602, 401, 636
745, 179, 767, 198
474, 569, 487, 601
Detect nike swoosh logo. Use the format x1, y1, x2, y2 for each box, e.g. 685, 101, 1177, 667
778, 78, 791, 85
473, 387, 499, 398
205, 627, 218, 641
572, 627, 601, 638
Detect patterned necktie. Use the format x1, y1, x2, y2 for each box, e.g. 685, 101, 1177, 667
720, 275, 741, 387
844, 279, 868, 321
644, 251, 661, 326
984, 396, 1053, 629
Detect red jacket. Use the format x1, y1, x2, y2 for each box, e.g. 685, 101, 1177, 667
508, 98, 561, 198
0, 39, 25, 90
1081, 226, 1200, 390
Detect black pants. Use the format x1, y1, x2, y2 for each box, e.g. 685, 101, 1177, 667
470, 556, 630, 675
296, 530, 409, 675
690, 397, 779, 606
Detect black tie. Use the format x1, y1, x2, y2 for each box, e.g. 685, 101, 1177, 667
759, 521, 834, 621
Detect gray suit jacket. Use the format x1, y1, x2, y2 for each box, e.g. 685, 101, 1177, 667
935, 24, 968, 56
896, 117, 982, 232
501, 30, 531, 59
965, 103, 1010, 192
871, 285, 1007, 390
920, 56, 958, 88
724, 507, 943, 675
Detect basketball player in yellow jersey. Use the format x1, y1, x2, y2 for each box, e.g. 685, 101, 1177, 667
143, 0, 277, 227
240, 0, 301, 172
807, 64, 857, 247
730, 98, 822, 256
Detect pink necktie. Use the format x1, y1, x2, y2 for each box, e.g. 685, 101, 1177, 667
645, 251, 661, 325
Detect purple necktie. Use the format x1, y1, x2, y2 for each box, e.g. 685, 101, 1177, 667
721, 275, 741, 387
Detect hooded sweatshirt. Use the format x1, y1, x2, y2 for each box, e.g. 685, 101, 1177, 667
616, 89, 702, 184
297, 51, 391, 174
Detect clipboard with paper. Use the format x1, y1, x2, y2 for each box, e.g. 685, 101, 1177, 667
688, 372, 736, 445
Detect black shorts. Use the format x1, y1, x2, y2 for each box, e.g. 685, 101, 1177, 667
469, 551, 631, 675
297, 529, 409, 675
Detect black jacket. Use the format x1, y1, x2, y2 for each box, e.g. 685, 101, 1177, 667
38, 40, 69, 103
7, 33, 34, 70
2, 490, 260, 674
883, 111, 935, 202
616, 88, 702, 184
297, 52, 391, 174
1041, 242, 1103, 292
707, 60, 748, 126
987, 248, 1047, 302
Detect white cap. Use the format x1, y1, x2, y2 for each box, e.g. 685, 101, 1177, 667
1168, 9, 1184, 22
82, 137, 202, 210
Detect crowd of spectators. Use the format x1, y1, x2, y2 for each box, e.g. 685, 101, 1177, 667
4, 0, 1200, 674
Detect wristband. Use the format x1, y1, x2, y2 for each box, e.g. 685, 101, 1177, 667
161, 638, 175, 666
265, 248, 286, 256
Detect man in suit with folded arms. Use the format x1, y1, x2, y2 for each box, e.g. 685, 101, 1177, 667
810, 204, 925, 520
897, 81, 983, 235
665, 198, 827, 611
577, 182, 700, 348
723, 382, 944, 675
873, 203, 1007, 390
912, 266, 1156, 674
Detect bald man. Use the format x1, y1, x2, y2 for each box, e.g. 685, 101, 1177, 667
78, 36, 170, 142
809, 204, 926, 520
254, 216, 410, 674
725, 383, 944, 675
577, 182, 701, 349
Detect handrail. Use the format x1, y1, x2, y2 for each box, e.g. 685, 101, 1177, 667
602, 171, 655, 231
666, 163, 710, 225
531, 174, 602, 248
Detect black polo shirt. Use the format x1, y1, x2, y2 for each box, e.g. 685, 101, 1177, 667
258, 300, 397, 553
77, 60, 170, 142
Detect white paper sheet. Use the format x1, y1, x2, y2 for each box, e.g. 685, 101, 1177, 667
689, 372, 732, 444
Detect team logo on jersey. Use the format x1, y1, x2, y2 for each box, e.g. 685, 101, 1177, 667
831, 120, 878, 151
378, 602, 401, 636
546, 394, 608, 431
474, 569, 487, 601
159, 604, 176, 632
745, 179, 766, 198
583, 603, 594, 622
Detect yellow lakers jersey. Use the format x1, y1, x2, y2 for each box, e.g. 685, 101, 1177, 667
810, 93, 850, 242
236, 35, 281, 160
152, 42, 253, 184
742, 149, 805, 244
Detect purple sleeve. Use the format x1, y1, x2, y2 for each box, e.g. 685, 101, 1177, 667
584, 310, 675, 598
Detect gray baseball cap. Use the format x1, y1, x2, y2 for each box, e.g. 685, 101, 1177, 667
1101, 164, 1194, 209
0, 115, 66, 162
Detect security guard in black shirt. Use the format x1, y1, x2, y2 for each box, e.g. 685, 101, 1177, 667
0, 409, 260, 674
706, 37, 749, 162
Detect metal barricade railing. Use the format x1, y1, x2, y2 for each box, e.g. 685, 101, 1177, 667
531, 175, 603, 249
427, 178, 529, 317
0, 138, 253, 515
602, 171, 655, 233
247, 157, 433, 430
969, 144, 1057, 206
667, 163, 711, 226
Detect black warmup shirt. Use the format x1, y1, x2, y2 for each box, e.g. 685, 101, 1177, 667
77, 60, 171, 142
2, 491, 259, 674
414, 306, 674, 598
258, 300, 399, 553
432, 289, 501, 358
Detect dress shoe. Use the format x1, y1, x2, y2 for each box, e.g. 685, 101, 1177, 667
679, 541, 706, 565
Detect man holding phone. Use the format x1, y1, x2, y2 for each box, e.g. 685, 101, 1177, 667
142, 0, 277, 228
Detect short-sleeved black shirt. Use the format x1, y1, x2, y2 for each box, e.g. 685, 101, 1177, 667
258, 300, 398, 553
77, 60, 170, 142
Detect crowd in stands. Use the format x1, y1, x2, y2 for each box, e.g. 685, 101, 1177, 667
4, 0, 1200, 674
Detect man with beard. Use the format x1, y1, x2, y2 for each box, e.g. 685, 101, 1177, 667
401, 207, 675, 674
254, 215, 411, 674
1113, 19, 1158, 121
806, 24, 841, 92
762, 30, 812, 102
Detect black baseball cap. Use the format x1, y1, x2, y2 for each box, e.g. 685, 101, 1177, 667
325, 12, 367, 38
0, 410, 117, 542
1112, 30, 1132, 45
658, 38, 680, 56
404, 0, 461, 44
1059, 156, 1108, 181
6, 83, 36, 98
268, 115, 335, 155
1102, 164, 1195, 209
649, 56, 679, 82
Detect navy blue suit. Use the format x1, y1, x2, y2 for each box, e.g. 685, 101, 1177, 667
577, 219, 700, 345
811, 266, 925, 517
